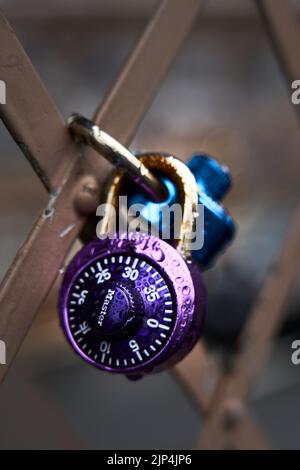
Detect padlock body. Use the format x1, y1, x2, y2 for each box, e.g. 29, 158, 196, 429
188, 154, 235, 267
58, 234, 206, 376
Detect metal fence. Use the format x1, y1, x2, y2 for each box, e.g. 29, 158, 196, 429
0, 0, 299, 449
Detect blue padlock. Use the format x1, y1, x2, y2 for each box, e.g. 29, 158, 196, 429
126, 153, 235, 268
187, 154, 235, 267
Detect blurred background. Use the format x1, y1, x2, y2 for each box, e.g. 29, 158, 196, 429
0, 0, 300, 449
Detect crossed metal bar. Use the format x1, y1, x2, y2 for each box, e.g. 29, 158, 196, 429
0, 0, 299, 449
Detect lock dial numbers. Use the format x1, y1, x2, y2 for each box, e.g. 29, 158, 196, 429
63, 252, 176, 373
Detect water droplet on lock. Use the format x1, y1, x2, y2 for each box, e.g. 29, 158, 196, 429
182, 285, 191, 295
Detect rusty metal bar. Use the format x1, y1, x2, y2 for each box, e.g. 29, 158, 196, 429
173, 343, 220, 413
0, 0, 205, 384
173, 343, 270, 447
0, 169, 91, 384
199, 407, 271, 450
256, 0, 300, 116
85, 0, 206, 179
0, 0, 206, 192
0, 11, 78, 191
93, 0, 205, 142
197, 0, 300, 448
256, 0, 300, 83
198, 203, 300, 447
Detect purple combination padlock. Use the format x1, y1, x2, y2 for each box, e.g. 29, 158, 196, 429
58, 125, 207, 377
58, 234, 206, 376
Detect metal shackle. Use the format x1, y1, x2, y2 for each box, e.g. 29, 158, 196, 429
68, 114, 166, 202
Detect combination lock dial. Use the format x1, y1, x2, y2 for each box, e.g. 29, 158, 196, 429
59, 234, 206, 376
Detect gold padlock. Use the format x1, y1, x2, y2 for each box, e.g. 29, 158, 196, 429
97, 152, 201, 258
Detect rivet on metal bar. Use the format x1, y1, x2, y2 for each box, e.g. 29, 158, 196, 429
68, 114, 167, 202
